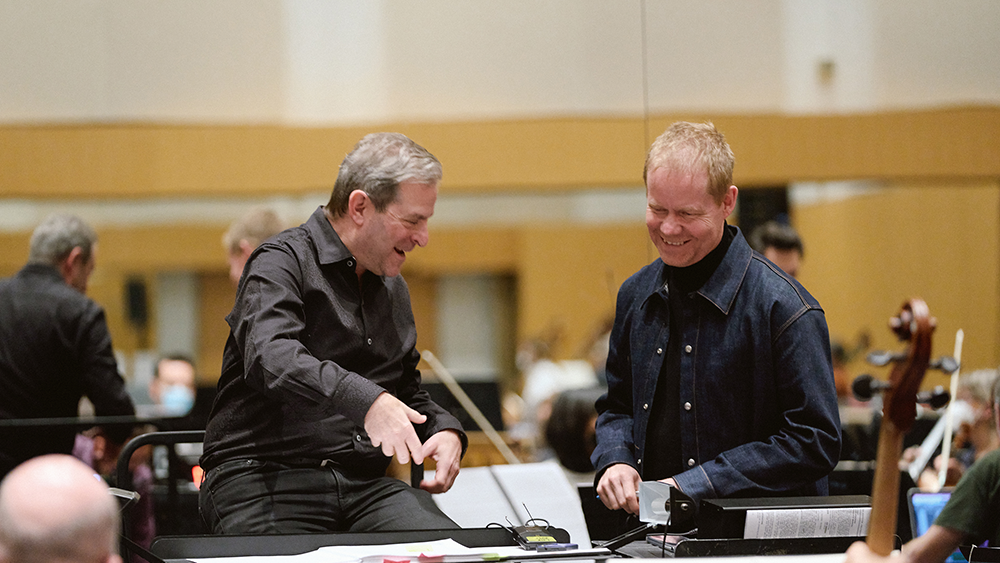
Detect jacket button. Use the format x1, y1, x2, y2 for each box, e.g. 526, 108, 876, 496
347, 260, 354, 267
356, 434, 362, 442
684, 402, 692, 411
684, 345, 692, 353
643, 403, 649, 410
656, 347, 663, 355
367, 338, 373, 345
687, 458, 696, 467
637, 458, 642, 465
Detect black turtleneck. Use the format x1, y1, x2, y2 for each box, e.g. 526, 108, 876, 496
643, 225, 735, 480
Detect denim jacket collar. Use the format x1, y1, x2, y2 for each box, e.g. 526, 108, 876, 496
642, 225, 752, 316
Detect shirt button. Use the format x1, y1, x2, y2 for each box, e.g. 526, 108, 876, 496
656, 348, 663, 355
684, 402, 692, 411
643, 403, 649, 410
687, 458, 696, 467
367, 338, 373, 345
684, 345, 692, 353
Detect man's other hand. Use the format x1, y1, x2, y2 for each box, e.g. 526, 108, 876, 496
596, 463, 641, 514
364, 392, 428, 465
419, 429, 462, 494
845, 541, 896, 563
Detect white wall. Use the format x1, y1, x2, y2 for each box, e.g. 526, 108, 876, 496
1, 0, 997, 125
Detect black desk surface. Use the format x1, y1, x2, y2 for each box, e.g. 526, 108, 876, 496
150, 527, 570, 559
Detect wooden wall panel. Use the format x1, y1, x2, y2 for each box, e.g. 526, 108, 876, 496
795, 180, 1000, 389
3, 107, 998, 198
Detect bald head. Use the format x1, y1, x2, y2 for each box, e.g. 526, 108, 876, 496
0, 455, 120, 563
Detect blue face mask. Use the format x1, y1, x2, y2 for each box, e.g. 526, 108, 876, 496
161, 385, 195, 415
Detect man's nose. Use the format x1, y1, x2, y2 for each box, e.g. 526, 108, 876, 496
414, 224, 429, 247
659, 216, 681, 235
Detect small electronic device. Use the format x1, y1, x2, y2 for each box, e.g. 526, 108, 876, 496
505, 506, 564, 550
535, 543, 578, 552
510, 524, 558, 549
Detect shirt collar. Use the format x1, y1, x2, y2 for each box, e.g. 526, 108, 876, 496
696, 225, 752, 315
19, 262, 62, 280
304, 206, 354, 266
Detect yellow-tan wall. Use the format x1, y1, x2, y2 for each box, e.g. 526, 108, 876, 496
796, 180, 1000, 388
2, 107, 998, 391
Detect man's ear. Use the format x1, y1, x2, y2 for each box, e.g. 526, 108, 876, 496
722, 185, 739, 217
346, 190, 370, 225
59, 246, 84, 284
238, 239, 255, 261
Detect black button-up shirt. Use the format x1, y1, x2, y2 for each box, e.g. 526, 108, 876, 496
201, 207, 465, 475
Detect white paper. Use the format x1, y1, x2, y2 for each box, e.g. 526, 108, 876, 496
190, 539, 609, 563
743, 507, 870, 539
191, 539, 485, 563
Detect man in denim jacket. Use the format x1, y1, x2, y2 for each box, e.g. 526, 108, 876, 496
592, 122, 841, 515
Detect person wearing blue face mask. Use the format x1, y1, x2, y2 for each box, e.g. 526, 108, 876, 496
149, 355, 197, 417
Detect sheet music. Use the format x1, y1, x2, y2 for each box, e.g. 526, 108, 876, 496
743, 507, 870, 539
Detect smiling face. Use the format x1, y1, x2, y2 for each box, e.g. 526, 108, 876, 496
353, 180, 437, 277
645, 165, 737, 268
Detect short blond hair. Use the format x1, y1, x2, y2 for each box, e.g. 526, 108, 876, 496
222, 207, 285, 255
644, 121, 734, 204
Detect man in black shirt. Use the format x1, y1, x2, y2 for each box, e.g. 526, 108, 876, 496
0, 214, 135, 478
200, 132, 466, 534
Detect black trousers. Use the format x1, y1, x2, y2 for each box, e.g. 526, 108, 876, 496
199, 459, 458, 534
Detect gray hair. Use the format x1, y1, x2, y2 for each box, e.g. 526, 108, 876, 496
993, 371, 1000, 408
960, 368, 999, 406
27, 214, 97, 266
326, 132, 442, 217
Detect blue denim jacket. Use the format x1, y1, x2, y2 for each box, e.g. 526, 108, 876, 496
592, 227, 841, 503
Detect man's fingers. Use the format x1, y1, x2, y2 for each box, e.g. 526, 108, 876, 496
405, 433, 424, 465
405, 404, 428, 425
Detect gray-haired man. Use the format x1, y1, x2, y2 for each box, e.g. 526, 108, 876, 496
0, 214, 134, 478
201, 133, 466, 534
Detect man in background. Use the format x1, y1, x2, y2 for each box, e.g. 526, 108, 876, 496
149, 354, 198, 418
0, 454, 121, 563
845, 376, 1000, 563
222, 206, 285, 285
748, 219, 805, 278
0, 214, 134, 478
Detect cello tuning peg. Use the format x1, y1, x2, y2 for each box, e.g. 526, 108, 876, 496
866, 350, 907, 367
929, 356, 959, 374
852, 374, 891, 401
915, 386, 950, 409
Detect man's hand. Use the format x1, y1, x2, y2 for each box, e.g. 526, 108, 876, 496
419, 430, 463, 494
364, 392, 427, 465
845, 541, 898, 563
596, 463, 641, 514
